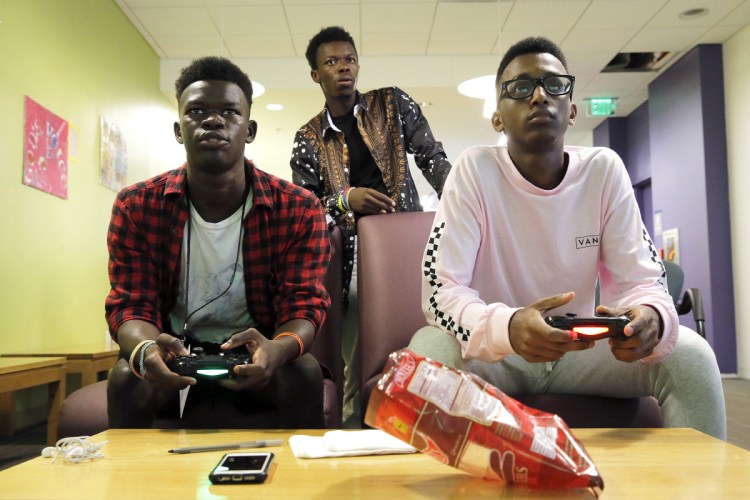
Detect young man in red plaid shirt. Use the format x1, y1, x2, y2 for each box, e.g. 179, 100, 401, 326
105, 57, 331, 428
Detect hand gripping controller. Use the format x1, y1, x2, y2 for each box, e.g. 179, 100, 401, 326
545, 313, 630, 341
168, 349, 251, 378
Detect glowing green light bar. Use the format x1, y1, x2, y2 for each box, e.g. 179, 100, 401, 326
196, 369, 229, 377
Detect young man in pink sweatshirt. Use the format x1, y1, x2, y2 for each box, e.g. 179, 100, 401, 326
409, 36, 726, 439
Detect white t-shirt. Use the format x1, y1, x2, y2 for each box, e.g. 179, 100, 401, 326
422, 145, 677, 363
169, 195, 257, 344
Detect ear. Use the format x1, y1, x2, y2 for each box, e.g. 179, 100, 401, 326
491, 110, 504, 134
310, 69, 321, 84
174, 122, 183, 144
568, 102, 578, 126
246, 120, 258, 145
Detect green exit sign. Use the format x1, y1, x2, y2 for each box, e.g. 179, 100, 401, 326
589, 98, 616, 116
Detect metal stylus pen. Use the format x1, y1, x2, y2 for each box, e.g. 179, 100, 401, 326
168, 438, 284, 454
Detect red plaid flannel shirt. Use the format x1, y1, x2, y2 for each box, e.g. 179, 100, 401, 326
105, 160, 331, 341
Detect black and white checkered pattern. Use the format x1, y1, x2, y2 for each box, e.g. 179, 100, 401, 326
642, 227, 670, 296
423, 222, 471, 342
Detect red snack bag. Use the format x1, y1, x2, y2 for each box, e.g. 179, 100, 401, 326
365, 349, 604, 495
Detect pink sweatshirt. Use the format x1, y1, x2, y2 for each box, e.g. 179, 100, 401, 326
422, 145, 677, 363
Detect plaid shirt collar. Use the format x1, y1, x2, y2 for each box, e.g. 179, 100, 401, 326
163, 159, 274, 211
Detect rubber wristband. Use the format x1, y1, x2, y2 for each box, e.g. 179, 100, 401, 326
139, 340, 158, 378
129, 340, 152, 379
273, 332, 304, 362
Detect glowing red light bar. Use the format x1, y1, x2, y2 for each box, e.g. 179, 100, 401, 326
572, 326, 610, 336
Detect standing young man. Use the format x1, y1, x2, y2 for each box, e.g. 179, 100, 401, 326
106, 57, 330, 429
290, 26, 452, 427
409, 37, 726, 439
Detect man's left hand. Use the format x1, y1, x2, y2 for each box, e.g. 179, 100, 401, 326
595, 304, 662, 362
217, 328, 286, 391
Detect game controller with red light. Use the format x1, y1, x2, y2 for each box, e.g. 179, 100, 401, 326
545, 313, 630, 341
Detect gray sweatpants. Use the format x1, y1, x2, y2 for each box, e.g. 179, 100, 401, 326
408, 325, 726, 440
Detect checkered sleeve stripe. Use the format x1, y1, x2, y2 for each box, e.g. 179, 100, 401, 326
423, 222, 470, 342
643, 227, 670, 296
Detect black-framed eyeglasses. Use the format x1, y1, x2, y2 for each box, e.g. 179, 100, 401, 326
501, 75, 575, 100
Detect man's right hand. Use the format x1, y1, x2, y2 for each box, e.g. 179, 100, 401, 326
508, 292, 594, 363
140, 333, 196, 389
347, 187, 395, 214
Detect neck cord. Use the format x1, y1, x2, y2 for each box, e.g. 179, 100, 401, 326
182, 190, 247, 338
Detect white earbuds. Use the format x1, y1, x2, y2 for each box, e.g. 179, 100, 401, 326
41, 436, 108, 464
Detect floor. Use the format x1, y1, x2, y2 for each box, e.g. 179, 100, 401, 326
1, 378, 748, 471
723, 377, 750, 451
0, 422, 47, 471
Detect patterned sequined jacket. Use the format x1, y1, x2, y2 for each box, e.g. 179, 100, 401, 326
290, 87, 452, 302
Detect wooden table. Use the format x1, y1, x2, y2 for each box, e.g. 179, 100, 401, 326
2, 344, 118, 387
0, 427, 748, 498
0, 357, 66, 446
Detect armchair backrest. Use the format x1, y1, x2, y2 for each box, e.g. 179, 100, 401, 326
663, 259, 684, 306
310, 226, 343, 403
357, 211, 435, 415
663, 259, 706, 338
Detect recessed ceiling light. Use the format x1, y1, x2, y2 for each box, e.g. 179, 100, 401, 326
265, 103, 284, 111
457, 75, 495, 99
458, 75, 496, 118
252, 80, 265, 98
678, 8, 708, 20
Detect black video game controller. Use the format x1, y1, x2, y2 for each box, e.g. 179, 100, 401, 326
168, 349, 251, 378
545, 313, 630, 341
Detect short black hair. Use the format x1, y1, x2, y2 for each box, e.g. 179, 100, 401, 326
305, 26, 357, 70
174, 56, 253, 106
496, 36, 568, 85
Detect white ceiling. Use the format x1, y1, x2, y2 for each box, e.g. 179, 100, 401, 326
114, 0, 750, 177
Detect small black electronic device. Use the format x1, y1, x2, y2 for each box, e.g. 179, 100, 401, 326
209, 452, 274, 484
545, 313, 630, 341
168, 351, 251, 379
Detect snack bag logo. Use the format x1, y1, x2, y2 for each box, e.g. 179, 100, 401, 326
490, 449, 523, 482
575, 235, 599, 249
393, 355, 417, 389
419, 434, 449, 465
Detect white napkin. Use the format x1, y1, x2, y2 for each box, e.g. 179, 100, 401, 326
288, 430, 417, 459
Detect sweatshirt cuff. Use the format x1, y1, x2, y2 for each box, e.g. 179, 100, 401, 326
488, 306, 522, 358
639, 303, 678, 363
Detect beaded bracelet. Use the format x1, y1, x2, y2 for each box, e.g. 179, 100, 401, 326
129, 339, 153, 379
273, 332, 304, 362
139, 340, 158, 378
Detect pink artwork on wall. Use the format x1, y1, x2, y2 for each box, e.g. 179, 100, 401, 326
23, 96, 69, 199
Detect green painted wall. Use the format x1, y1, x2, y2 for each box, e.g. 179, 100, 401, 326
0, 0, 182, 356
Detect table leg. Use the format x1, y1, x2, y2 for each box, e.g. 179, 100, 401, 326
46, 375, 65, 446
0, 392, 15, 438
80, 367, 96, 387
